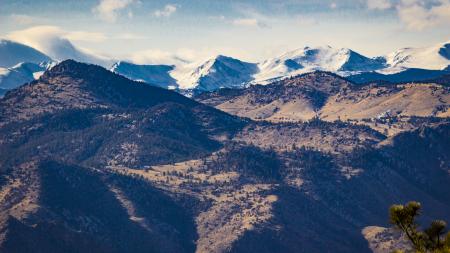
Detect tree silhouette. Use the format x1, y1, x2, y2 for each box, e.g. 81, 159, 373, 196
389, 201, 450, 253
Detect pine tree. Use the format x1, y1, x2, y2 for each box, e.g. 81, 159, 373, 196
389, 201, 450, 253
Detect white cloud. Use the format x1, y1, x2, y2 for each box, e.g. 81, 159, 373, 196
7, 26, 70, 52
7, 26, 107, 45
6, 26, 110, 64
92, 0, 136, 23
367, 0, 392, 10
153, 4, 178, 18
129, 48, 194, 65
397, 0, 450, 30
232, 18, 268, 28
330, 2, 338, 9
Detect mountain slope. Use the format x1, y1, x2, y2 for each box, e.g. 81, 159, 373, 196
0, 60, 244, 165
320, 83, 450, 121
172, 55, 258, 91
347, 68, 450, 84
0, 39, 52, 68
0, 62, 52, 90
255, 46, 386, 83
197, 72, 450, 135
0, 60, 449, 253
0, 60, 246, 252
197, 72, 352, 122
385, 41, 450, 71
111, 61, 178, 89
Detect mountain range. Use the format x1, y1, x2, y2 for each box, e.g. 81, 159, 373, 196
0, 60, 449, 253
1, 39, 449, 95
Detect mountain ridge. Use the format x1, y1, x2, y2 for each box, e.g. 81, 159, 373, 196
2, 38, 450, 93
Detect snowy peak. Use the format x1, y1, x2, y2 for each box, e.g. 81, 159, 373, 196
0, 39, 52, 68
111, 61, 178, 89
173, 55, 258, 91
195, 55, 258, 91
2, 38, 449, 93
339, 50, 386, 72
255, 46, 386, 83
385, 41, 450, 71
274, 46, 381, 71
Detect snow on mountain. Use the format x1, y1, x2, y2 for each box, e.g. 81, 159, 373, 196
111, 61, 178, 89
2, 38, 449, 93
384, 41, 450, 73
0, 40, 52, 68
0, 61, 54, 90
255, 46, 386, 83
171, 55, 258, 91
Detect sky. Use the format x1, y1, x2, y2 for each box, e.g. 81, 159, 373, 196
0, 0, 449, 64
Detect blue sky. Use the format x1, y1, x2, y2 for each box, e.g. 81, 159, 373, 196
1, 0, 449, 63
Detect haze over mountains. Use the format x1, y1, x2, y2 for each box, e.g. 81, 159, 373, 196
1, 39, 449, 95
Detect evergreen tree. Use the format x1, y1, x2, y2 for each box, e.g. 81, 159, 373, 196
389, 201, 450, 253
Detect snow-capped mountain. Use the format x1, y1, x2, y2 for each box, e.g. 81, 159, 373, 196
172, 55, 258, 91
383, 41, 450, 73
0, 40, 52, 68
111, 61, 178, 89
0, 62, 54, 90
102, 42, 450, 91
0, 38, 111, 92
1, 38, 449, 93
255, 46, 386, 83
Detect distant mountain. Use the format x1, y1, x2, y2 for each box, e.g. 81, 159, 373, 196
1, 39, 450, 93
347, 68, 450, 84
0, 38, 111, 90
0, 62, 53, 90
384, 41, 450, 71
110, 61, 178, 89
0, 39, 52, 68
256, 46, 386, 82
172, 55, 258, 91
422, 72, 450, 86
